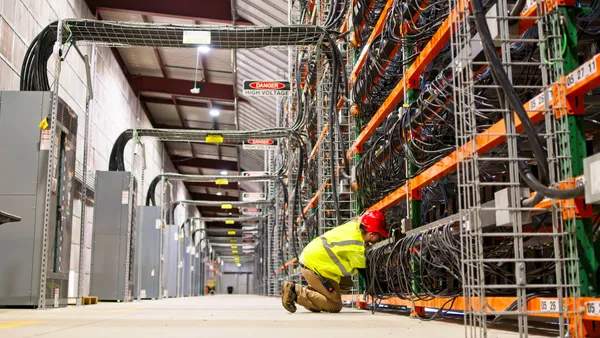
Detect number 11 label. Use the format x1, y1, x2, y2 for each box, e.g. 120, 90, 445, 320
567, 58, 597, 89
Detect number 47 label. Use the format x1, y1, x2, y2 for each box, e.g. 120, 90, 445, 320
567, 58, 597, 89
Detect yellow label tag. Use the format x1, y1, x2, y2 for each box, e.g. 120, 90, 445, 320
232, 250, 238, 253
231, 245, 238, 249
225, 220, 235, 224
230, 239, 237, 243
39, 117, 49, 130
205, 134, 224, 143
228, 230, 236, 235
221, 204, 232, 210
215, 179, 229, 185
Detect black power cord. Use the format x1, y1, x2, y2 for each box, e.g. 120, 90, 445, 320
472, 0, 584, 199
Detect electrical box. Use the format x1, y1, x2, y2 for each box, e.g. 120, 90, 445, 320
164, 224, 179, 298
193, 251, 202, 296
338, 179, 351, 195
494, 188, 533, 227
134, 206, 161, 299
584, 152, 600, 204
90, 171, 137, 301
182, 236, 193, 296
0, 91, 77, 307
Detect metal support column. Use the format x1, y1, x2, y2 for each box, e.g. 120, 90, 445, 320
38, 20, 64, 309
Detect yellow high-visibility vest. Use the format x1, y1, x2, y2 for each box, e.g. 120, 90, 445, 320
299, 220, 366, 283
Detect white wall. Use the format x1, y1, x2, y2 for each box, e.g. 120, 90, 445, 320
216, 261, 255, 294
0, 0, 198, 297
217, 274, 253, 295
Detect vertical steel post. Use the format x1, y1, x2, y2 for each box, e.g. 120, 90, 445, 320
77, 47, 95, 306
39, 20, 64, 309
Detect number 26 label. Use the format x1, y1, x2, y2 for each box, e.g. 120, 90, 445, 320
540, 299, 558, 312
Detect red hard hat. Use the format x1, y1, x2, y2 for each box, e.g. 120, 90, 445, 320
359, 210, 388, 238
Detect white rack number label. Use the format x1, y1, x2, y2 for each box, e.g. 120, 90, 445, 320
529, 90, 553, 110
567, 58, 597, 88
522, 0, 536, 13
540, 299, 558, 312
586, 302, 600, 316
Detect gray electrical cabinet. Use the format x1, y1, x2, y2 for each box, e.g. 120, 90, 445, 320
0, 91, 77, 307
164, 224, 179, 298
183, 237, 192, 296
195, 251, 204, 296
134, 206, 161, 299
90, 171, 137, 301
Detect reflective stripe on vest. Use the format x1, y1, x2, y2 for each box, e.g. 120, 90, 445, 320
320, 237, 363, 277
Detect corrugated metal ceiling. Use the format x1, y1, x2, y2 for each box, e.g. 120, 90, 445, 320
97, 0, 288, 186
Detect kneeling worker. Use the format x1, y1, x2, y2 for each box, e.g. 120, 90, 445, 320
281, 210, 388, 313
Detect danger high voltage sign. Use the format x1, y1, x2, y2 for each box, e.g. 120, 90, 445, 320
243, 80, 291, 96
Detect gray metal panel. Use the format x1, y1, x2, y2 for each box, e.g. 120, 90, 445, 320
0, 91, 47, 195
90, 171, 131, 301
191, 254, 198, 296
0, 196, 40, 305
135, 206, 161, 299
183, 237, 191, 296
584, 152, 600, 204
164, 224, 178, 297
0, 92, 46, 306
0, 91, 73, 307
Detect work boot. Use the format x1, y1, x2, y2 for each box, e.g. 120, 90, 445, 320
281, 281, 297, 313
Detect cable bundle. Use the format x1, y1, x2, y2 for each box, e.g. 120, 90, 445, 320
353, 0, 388, 45
20, 25, 57, 91
356, 24, 552, 209
365, 220, 561, 302
365, 224, 463, 300
353, 0, 450, 121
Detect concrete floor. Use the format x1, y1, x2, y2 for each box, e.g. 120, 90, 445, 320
0, 295, 548, 338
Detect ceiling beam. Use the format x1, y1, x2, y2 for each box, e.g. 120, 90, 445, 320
142, 97, 236, 111
171, 96, 186, 127
130, 76, 236, 102
88, 0, 252, 24
190, 193, 238, 202
155, 122, 238, 130
171, 155, 238, 171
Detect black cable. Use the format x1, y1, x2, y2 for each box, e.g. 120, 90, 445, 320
146, 175, 162, 206
472, 0, 584, 199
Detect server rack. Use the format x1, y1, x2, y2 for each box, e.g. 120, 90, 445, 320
90, 171, 137, 301
134, 206, 161, 299
0, 91, 77, 307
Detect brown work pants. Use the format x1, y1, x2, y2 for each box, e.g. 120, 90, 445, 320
295, 268, 353, 313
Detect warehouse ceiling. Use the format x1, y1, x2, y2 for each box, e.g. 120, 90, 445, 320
86, 0, 288, 229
